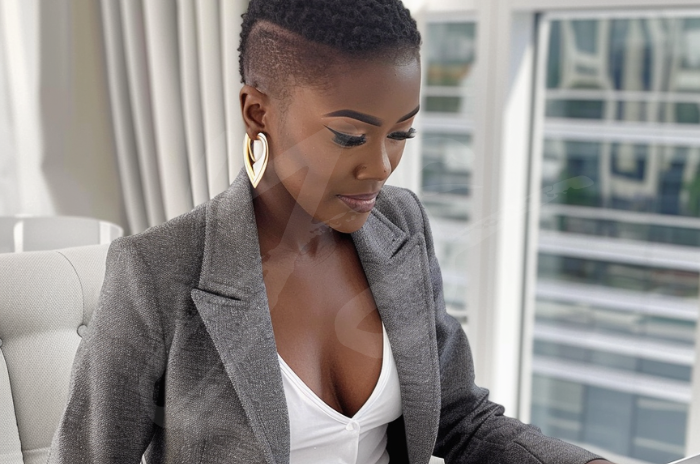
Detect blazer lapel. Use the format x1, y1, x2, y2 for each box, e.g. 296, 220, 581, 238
192, 172, 440, 464
351, 208, 441, 464
193, 171, 288, 464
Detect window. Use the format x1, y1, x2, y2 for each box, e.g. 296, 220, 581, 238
528, 11, 700, 463
419, 15, 477, 324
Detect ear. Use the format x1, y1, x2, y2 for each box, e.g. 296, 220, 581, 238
240, 85, 270, 139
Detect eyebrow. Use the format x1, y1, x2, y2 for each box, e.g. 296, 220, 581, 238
323, 105, 420, 127
397, 105, 420, 123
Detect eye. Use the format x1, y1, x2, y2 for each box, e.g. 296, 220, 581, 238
325, 126, 366, 147
387, 128, 417, 141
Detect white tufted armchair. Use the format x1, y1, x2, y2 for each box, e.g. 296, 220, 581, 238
0, 245, 109, 464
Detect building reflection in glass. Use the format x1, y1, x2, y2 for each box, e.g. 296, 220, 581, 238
531, 14, 700, 464
419, 19, 476, 323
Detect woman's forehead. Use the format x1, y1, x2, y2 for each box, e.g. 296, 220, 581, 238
292, 58, 422, 123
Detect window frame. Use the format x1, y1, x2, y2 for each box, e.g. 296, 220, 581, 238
413, 0, 700, 458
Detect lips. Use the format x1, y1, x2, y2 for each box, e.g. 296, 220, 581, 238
337, 191, 380, 213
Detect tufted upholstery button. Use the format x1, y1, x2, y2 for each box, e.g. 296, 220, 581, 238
77, 324, 87, 337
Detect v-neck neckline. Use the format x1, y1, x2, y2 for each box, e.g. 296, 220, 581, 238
277, 324, 389, 422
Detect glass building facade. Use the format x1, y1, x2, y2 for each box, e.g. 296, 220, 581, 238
530, 13, 700, 464
419, 10, 700, 464
419, 17, 476, 324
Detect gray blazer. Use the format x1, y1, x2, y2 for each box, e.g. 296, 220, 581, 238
47, 171, 602, 464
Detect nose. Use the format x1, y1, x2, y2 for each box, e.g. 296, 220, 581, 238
355, 141, 392, 182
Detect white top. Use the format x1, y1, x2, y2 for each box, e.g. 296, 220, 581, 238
278, 324, 403, 464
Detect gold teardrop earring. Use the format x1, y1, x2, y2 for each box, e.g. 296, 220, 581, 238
243, 132, 269, 188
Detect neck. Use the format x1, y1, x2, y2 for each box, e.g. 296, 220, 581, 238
252, 178, 340, 258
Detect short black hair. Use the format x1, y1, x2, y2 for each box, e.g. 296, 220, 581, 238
239, 0, 421, 98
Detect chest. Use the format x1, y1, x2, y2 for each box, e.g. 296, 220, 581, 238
188, 218, 442, 463
263, 242, 384, 418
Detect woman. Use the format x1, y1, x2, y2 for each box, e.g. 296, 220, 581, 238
48, 0, 613, 462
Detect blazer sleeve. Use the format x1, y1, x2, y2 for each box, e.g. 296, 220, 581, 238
47, 238, 166, 464
405, 191, 604, 464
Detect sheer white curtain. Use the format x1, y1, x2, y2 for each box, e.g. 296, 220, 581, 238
100, 0, 247, 233
0, 0, 247, 234
0, 0, 126, 228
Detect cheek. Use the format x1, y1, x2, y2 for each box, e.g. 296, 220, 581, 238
272, 129, 339, 180
271, 131, 348, 204
389, 146, 404, 172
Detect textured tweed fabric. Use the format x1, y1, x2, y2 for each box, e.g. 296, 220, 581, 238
47, 170, 604, 464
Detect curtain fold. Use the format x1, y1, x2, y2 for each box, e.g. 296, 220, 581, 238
100, 0, 248, 234
1, 0, 126, 227
142, 0, 194, 221
222, 0, 245, 185
197, 0, 231, 197
178, 0, 210, 206
1, 0, 53, 216
0, 1, 18, 217
121, 0, 171, 227
100, 0, 150, 233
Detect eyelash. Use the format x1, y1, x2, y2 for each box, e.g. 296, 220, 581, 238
326, 126, 417, 148
388, 128, 417, 141
327, 127, 366, 147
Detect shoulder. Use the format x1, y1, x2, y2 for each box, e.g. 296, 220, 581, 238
107, 202, 208, 284
373, 184, 429, 236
